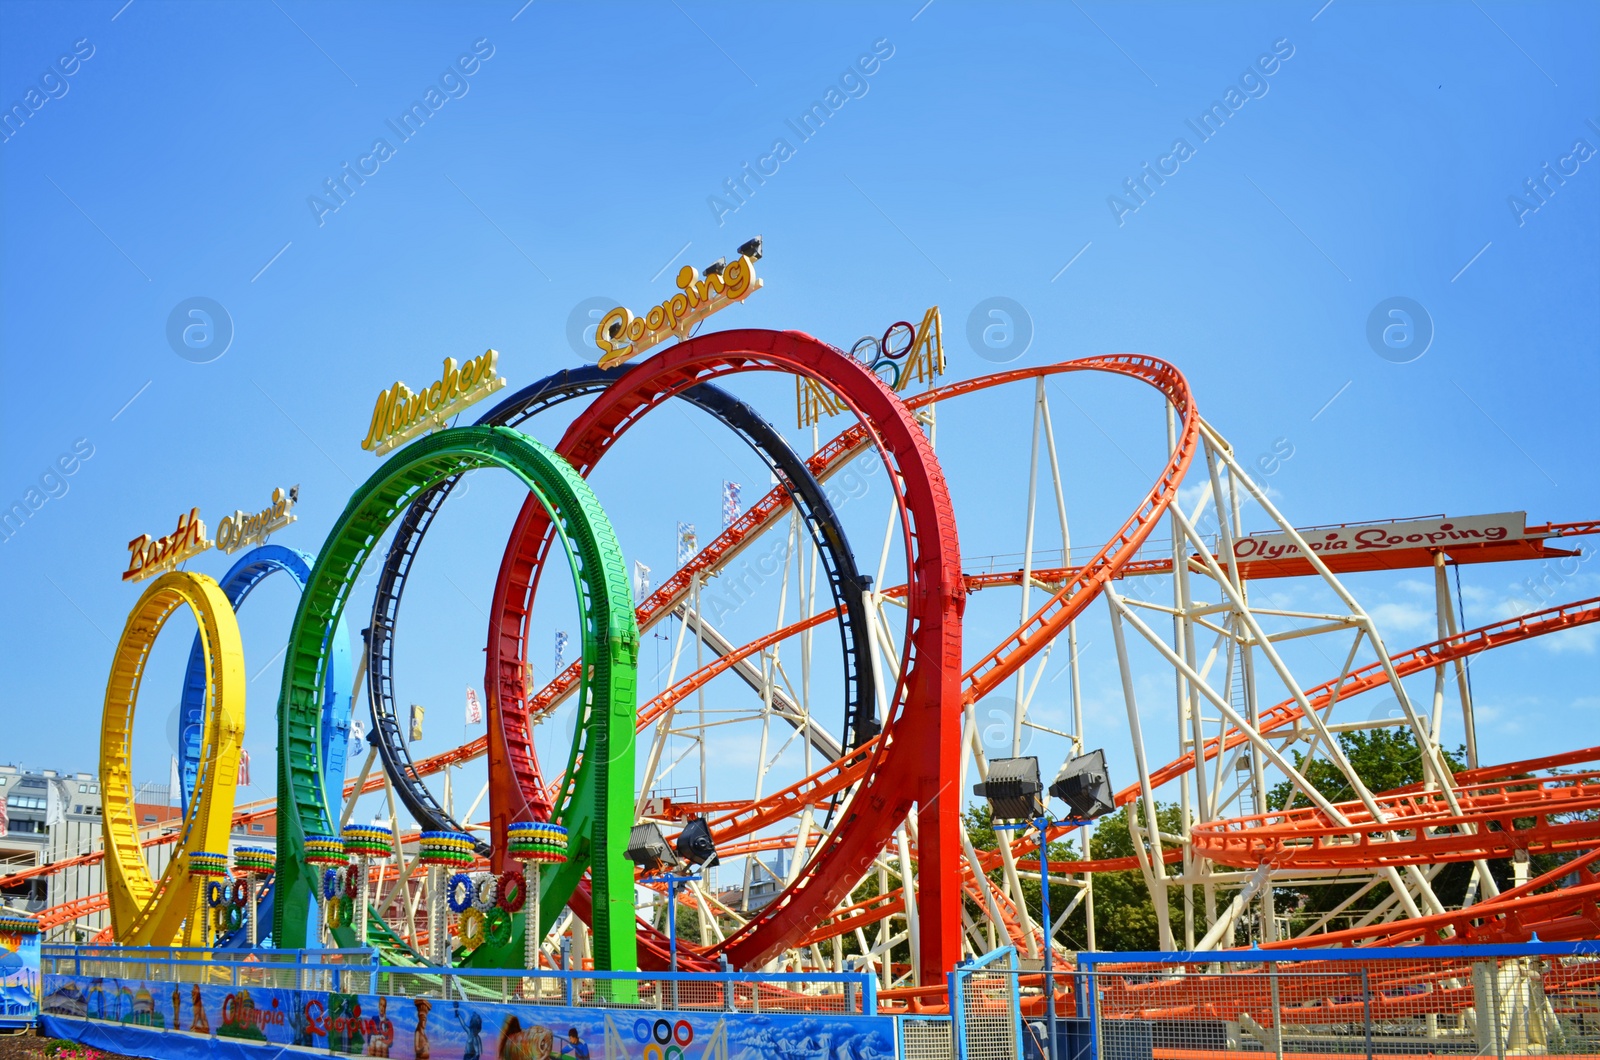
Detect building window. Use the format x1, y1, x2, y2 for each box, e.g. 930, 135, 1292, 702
78, 784, 87, 793
89, 785, 98, 794
142, 815, 156, 823
250, 823, 264, 832
6, 795, 46, 810
74, 805, 82, 814
0, 777, 7, 786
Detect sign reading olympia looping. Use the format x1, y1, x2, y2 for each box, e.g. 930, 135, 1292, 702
100, 571, 244, 946
593, 250, 762, 368
272, 425, 638, 979
361, 351, 507, 456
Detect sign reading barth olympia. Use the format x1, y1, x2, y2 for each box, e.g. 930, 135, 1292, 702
361, 351, 506, 456
1233, 511, 1529, 563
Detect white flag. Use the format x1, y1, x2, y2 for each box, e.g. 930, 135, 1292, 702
465, 687, 483, 725
349, 719, 366, 756
722, 481, 741, 529
169, 755, 181, 806
633, 561, 652, 604
554, 631, 569, 673
237, 749, 251, 787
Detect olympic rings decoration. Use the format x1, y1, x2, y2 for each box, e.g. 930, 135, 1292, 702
344, 867, 360, 900
230, 879, 249, 908
483, 906, 512, 948
322, 867, 341, 901
99, 570, 244, 947
458, 907, 486, 950
446, 873, 475, 913
205, 881, 226, 909
224, 903, 244, 934
473, 874, 497, 912
496, 872, 525, 913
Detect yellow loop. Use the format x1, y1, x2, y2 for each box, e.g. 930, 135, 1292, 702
458, 907, 486, 950
100, 571, 244, 946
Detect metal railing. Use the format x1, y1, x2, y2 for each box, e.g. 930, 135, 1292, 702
39, 944, 877, 1017
1076, 941, 1600, 1060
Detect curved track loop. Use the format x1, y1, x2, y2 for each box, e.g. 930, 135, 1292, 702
487, 330, 966, 984
178, 544, 352, 821
274, 426, 637, 971
367, 368, 871, 865
101, 571, 244, 946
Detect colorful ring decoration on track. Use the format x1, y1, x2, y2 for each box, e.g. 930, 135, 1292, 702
474, 874, 497, 911
458, 907, 486, 950
446, 873, 475, 914
233, 846, 275, 875
176, 545, 351, 821
321, 867, 341, 900
271, 426, 638, 967
224, 903, 244, 934
366, 366, 872, 867
341, 823, 394, 860
496, 871, 525, 913
230, 879, 249, 907
507, 821, 569, 864
100, 570, 244, 947
0, 915, 39, 937
304, 834, 348, 867
485, 331, 966, 982
344, 867, 360, 900
484, 906, 512, 948
418, 831, 475, 867
205, 881, 226, 909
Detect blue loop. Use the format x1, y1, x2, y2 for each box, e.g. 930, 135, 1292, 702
177, 544, 352, 819
446, 873, 475, 913
322, 866, 341, 900
205, 880, 225, 908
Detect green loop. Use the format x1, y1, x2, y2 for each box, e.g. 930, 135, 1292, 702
272, 425, 637, 974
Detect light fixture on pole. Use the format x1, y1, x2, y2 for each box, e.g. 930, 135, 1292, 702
626, 821, 698, 972
1050, 749, 1115, 820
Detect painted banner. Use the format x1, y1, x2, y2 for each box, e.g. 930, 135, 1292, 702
1231, 511, 1529, 564
0, 931, 39, 1028
676, 523, 696, 567
721, 482, 740, 530
42, 975, 895, 1059
465, 687, 483, 726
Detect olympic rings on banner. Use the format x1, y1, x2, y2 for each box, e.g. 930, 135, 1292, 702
496, 871, 525, 913
484, 906, 512, 948
206, 881, 225, 908
474, 874, 497, 911
458, 907, 486, 950
447, 873, 475, 913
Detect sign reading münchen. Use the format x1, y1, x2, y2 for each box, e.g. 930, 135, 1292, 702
361, 351, 506, 456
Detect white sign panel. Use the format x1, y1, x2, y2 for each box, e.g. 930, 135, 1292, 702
1233, 512, 1529, 564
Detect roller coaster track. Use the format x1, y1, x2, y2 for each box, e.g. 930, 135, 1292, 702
484, 341, 1196, 984
365, 367, 871, 870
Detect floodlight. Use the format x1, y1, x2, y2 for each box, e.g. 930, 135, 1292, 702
674, 816, 719, 869
625, 823, 675, 874
703, 258, 726, 276
1049, 749, 1115, 820
736, 236, 762, 261
973, 756, 1044, 821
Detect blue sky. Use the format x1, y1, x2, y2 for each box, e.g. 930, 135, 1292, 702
1, 1, 1595, 838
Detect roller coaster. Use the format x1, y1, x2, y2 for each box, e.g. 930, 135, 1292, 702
10, 313, 1598, 1008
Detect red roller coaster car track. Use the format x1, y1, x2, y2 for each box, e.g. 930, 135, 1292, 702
485, 341, 1197, 984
